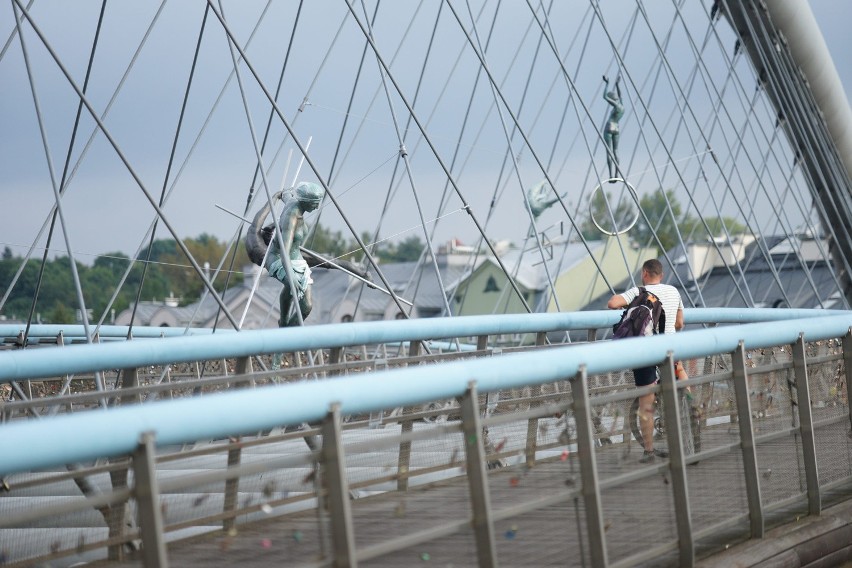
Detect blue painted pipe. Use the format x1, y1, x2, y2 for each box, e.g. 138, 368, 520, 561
1, 311, 851, 476
0, 308, 842, 383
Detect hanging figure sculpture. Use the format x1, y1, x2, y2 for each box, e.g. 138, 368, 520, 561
602, 74, 624, 181
526, 180, 565, 219
245, 181, 372, 328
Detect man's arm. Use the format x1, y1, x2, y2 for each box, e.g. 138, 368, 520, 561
607, 294, 627, 310
675, 308, 684, 331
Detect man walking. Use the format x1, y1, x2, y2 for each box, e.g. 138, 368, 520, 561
607, 259, 686, 462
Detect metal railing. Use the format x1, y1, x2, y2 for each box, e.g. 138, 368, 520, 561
1, 309, 851, 567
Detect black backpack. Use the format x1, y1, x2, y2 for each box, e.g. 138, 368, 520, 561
612, 287, 666, 339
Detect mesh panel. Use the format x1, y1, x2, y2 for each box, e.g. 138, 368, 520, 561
807, 340, 852, 493
601, 474, 678, 565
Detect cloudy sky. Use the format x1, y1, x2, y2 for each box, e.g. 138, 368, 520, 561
1, 1, 850, 270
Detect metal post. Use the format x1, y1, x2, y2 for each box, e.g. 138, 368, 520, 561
476, 334, 488, 351
109, 366, 140, 560
396, 340, 422, 490
223, 357, 251, 532
792, 334, 821, 515
133, 431, 168, 568
570, 366, 608, 568
525, 332, 547, 466
119, 367, 141, 403
329, 346, 343, 366
460, 382, 498, 567
659, 355, 694, 567
397, 419, 413, 491
731, 342, 765, 538
322, 403, 357, 567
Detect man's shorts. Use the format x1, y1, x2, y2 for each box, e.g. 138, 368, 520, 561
632, 365, 657, 387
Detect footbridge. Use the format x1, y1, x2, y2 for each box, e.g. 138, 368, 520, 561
2, 308, 852, 567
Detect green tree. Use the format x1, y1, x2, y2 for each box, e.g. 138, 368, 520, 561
633, 189, 684, 252
682, 216, 747, 241
156, 235, 246, 302
48, 302, 74, 324
634, 189, 748, 253
377, 235, 425, 263
580, 188, 638, 241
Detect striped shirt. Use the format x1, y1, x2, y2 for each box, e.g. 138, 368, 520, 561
619, 284, 684, 335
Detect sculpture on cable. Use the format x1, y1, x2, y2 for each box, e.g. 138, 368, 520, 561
602, 74, 624, 181
245, 181, 372, 328
526, 180, 565, 219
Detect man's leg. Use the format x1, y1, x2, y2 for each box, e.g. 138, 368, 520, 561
638, 391, 656, 452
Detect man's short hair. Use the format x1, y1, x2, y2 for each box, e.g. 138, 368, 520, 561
642, 258, 663, 277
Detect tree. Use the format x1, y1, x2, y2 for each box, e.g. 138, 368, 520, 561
377, 235, 425, 263
156, 235, 246, 302
580, 187, 639, 241
48, 302, 73, 324
633, 189, 684, 252
682, 216, 747, 242
2, 246, 12, 261
633, 188, 748, 253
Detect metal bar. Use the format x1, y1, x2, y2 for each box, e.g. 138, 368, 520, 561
792, 334, 821, 515
397, 419, 413, 491
731, 341, 765, 538
109, 365, 140, 560
356, 517, 471, 562
571, 366, 608, 568
460, 382, 498, 567
476, 334, 488, 351
525, 331, 548, 466
659, 354, 694, 567
692, 512, 751, 540
322, 403, 357, 566
133, 431, 168, 568
0, 487, 133, 528
119, 367, 141, 404
223, 356, 251, 532
609, 540, 679, 568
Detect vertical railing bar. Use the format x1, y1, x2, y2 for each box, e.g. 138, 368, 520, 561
223, 356, 251, 533
108, 365, 140, 560
133, 431, 168, 568
460, 381, 498, 567
476, 334, 488, 351
571, 365, 608, 568
731, 341, 765, 538
525, 332, 547, 466
322, 403, 357, 566
397, 340, 422, 491
792, 333, 821, 515
659, 353, 694, 567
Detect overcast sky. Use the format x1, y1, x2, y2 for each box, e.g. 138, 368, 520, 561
1, 1, 850, 270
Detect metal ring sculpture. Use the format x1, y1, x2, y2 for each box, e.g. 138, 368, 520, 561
589, 178, 639, 236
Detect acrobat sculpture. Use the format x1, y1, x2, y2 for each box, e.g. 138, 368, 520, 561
602, 74, 624, 181
245, 182, 370, 328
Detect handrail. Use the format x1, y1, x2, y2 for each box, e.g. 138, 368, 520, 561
0, 308, 843, 383
1, 311, 851, 476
